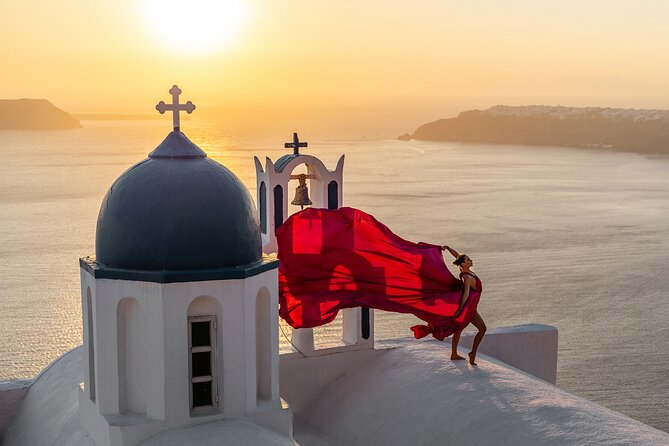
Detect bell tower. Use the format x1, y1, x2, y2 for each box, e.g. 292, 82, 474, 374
254, 132, 345, 254
254, 133, 373, 355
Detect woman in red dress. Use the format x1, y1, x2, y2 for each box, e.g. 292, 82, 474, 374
277, 207, 489, 364
440, 246, 487, 365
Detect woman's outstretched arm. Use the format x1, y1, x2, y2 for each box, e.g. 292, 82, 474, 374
441, 245, 460, 259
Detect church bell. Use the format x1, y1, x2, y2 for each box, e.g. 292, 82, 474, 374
291, 174, 313, 209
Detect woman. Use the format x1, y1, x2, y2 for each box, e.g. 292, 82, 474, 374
277, 207, 488, 363
440, 245, 487, 365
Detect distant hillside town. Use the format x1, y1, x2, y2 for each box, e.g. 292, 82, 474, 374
401, 105, 669, 154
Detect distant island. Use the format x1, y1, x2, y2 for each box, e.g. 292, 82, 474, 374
400, 105, 669, 154
0, 99, 81, 130
73, 113, 163, 121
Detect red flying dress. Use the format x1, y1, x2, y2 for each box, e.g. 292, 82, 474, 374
277, 207, 482, 340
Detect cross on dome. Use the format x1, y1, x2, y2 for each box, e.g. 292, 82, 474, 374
155, 85, 196, 131
284, 132, 308, 155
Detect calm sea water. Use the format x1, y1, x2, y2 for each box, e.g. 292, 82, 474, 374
0, 120, 667, 432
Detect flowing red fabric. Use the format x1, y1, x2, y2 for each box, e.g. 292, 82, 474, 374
277, 207, 482, 340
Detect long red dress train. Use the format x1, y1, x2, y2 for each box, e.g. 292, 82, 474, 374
277, 207, 482, 340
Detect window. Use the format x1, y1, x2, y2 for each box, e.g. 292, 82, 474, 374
259, 182, 267, 234
328, 180, 338, 210
273, 185, 283, 232
188, 316, 218, 411
361, 307, 371, 340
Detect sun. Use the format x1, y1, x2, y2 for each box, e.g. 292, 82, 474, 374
141, 0, 247, 53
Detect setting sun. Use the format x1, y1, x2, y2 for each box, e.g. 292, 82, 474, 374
140, 0, 247, 53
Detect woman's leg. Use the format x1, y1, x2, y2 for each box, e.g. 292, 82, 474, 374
451, 330, 465, 360
468, 312, 487, 365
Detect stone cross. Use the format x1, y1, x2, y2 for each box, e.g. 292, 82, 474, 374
155, 85, 196, 131
284, 132, 308, 155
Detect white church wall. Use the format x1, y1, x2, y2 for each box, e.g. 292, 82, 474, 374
160, 285, 192, 422
82, 275, 166, 421
265, 276, 281, 404
256, 287, 272, 403
186, 296, 221, 415
242, 269, 294, 438
143, 286, 166, 421
457, 323, 558, 384
81, 270, 96, 404
159, 279, 271, 419
162, 283, 231, 421
279, 324, 559, 420
92, 279, 121, 415
289, 307, 375, 356
241, 270, 281, 412
79, 270, 111, 446
254, 157, 270, 249
217, 280, 248, 417
341, 307, 374, 347
85, 288, 95, 402
117, 298, 147, 415
280, 347, 387, 418
76, 270, 291, 445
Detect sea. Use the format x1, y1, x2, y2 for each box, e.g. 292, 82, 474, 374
0, 118, 667, 433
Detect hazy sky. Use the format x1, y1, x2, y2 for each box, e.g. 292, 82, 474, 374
2, 0, 669, 114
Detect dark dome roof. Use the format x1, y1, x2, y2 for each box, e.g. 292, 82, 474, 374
95, 131, 261, 271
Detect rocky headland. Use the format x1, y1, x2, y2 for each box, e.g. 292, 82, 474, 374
402, 105, 669, 154
0, 99, 81, 130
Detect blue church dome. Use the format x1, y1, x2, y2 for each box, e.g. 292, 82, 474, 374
95, 130, 262, 271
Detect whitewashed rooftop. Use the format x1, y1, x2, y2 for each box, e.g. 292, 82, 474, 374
5, 335, 669, 445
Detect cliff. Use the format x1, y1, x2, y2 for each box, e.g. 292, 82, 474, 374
406, 105, 669, 154
0, 99, 81, 130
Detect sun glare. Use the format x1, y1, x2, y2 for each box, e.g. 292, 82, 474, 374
141, 0, 247, 53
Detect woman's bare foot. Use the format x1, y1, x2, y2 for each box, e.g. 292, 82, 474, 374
468, 351, 477, 366
451, 353, 465, 360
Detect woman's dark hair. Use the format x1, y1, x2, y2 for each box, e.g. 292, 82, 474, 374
453, 254, 468, 266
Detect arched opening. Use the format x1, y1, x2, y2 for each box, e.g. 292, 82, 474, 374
313, 264, 354, 348
273, 185, 283, 232
287, 163, 324, 216
361, 308, 371, 339
328, 180, 339, 210
256, 288, 272, 402
187, 296, 220, 412
117, 297, 147, 415
86, 288, 95, 402
259, 181, 267, 234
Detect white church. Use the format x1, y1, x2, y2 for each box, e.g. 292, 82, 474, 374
1, 86, 667, 445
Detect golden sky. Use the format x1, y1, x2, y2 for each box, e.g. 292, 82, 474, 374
2, 0, 669, 114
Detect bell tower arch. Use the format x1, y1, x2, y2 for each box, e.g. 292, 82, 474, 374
254, 132, 372, 356
254, 132, 344, 254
